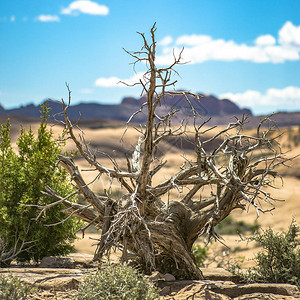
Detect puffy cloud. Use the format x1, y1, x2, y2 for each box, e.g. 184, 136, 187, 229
267, 86, 300, 103
61, 0, 109, 16
279, 21, 300, 48
36, 15, 60, 22
176, 35, 212, 46
220, 90, 264, 107
157, 22, 300, 65
220, 86, 300, 113
158, 36, 173, 46
95, 72, 145, 87
255, 34, 276, 46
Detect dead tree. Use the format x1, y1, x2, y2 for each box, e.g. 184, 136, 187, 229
0, 227, 36, 267
44, 25, 291, 279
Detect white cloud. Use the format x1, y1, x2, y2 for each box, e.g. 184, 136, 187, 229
10, 16, 15, 22
157, 22, 300, 65
220, 90, 264, 107
158, 36, 173, 46
255, 34, 276, 46
36, 15, 60, 22
279, 21, 300, 48
61, 0, 109, 16
95, 72, 145, 88
220, 86, 300, 113
176, 35, 212, 46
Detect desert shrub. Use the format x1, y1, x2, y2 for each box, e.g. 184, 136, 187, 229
0, 103, 80, 264
0, 274, 32, 300
77, 264, 159, 300
215, 215, 259, 235
192, 244, 207, 267
228, 219, 300, 287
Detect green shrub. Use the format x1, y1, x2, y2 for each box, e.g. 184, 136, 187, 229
0, 274, 32, 300
0, 102, 80, 264
77, 264, 159, 300
192, 244, 207, 267
228, 219, 300, 287
215, 215, 259, 235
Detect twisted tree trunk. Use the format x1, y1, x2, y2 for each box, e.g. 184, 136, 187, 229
41, 24, 290, 279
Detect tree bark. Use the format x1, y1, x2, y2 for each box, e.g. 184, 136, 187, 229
42, 24, 291, 279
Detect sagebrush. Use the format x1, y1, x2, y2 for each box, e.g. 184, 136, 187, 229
228, 219, 300, 287
77, 264, 159, 300
0, 274, 32, 300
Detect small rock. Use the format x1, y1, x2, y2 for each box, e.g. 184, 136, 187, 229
197, 290, 231, 300
38, 290, 55, 297
160, 286, 172, 296
201, 267, 239, 282
39, 257, 73, 268
234, 293, 298, 299
36, 277, 80, 291
39, 254, 95, 269
148, 271, 164, 281
164, 273, 176, 281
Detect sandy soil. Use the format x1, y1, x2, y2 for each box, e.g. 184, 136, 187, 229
7, 120, 300, 268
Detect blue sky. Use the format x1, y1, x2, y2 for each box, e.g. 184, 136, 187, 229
0, 0, 299, 115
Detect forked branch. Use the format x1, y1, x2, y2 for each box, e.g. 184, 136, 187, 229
42, 24, 291, 280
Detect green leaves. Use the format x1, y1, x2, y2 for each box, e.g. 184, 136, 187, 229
0, 274, 32, 300
250, 220, 300, 286
230, 219, 300, 287
192, 244, 207, 267
0, 103, 80, 263
77, 264, 159, 300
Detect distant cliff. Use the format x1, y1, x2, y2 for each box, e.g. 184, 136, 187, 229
0, 93, 252, 122
122, 94, 252, 117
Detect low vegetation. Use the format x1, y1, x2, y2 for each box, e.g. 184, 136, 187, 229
192, 244, 208, 267
215, 215, 259, 235
287, 126, 300, 148
229, 219, 300, 287
0, 274, 32, 300
0, 103, 80, 265
77, 264, 159, 300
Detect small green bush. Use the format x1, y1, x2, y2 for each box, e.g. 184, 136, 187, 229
77, 264, 159, 300
228, 219, 300, 287
0, 103, 80, 264
192, 244, 207, 267
0, 274, 32, 300
215, 215, 259, 235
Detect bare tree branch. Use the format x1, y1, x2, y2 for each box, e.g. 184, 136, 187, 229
41, 24, 292, 280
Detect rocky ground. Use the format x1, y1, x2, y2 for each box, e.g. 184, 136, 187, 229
1, 254, 300, 299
